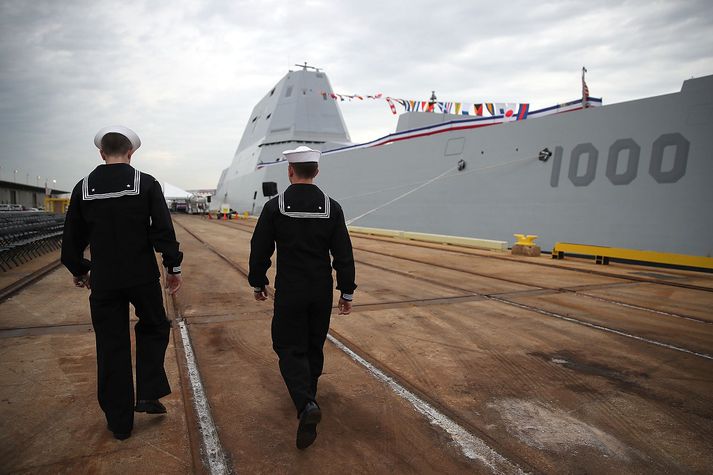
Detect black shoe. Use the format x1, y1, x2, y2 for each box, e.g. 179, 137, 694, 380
107, 425, 131, 440
296, 401, 321, 450
135, 399, 167, 414
113, 431, 131, 440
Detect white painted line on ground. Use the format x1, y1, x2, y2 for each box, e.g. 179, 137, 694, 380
178, 319, 230, 474
327, 333, 526, 475
490, 297, 713, 361
577, 292, 712, 325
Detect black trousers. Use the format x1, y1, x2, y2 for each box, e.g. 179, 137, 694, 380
89, 279, 171, 433
272, 289, 333, 416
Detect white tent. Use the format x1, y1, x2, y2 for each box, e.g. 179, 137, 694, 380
162, 182, 193, 200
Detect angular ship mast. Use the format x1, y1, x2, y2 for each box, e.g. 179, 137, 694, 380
213, 64, 351, 213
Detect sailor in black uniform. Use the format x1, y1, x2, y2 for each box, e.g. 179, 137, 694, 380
249, 146, 356, 450
61, 126, 183, 440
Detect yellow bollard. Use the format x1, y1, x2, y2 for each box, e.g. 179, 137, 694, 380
513, 234, 539, 246
512, 234, 541, 257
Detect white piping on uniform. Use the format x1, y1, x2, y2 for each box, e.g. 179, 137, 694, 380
82, 168, 141, 200
278, 192, 331, 218
327, 334, 526, 474
178, 319, 230, 474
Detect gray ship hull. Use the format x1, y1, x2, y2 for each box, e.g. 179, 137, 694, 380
218, 70, 713, 256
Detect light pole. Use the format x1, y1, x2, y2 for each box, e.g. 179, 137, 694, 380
26, 173, 29, 184
36, 175, 41, 187
14, 169, 18, 183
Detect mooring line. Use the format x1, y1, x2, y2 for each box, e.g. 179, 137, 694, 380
326, 334, 526, 474
346, 166, 456, 225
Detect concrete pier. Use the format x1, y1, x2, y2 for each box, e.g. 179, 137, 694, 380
1, 214, 712, 473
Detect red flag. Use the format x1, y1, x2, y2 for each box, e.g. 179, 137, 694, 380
582, 66, 590, 108
385, 97, 397, 115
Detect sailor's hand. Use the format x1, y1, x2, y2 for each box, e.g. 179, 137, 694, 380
254, 286, 268, 301
73, 273, 90, 289
338, 297, 352, 315
166, 273, 183, 295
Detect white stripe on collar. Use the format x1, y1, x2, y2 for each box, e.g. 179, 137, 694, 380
82, 168, 141, 200
278, 192, 330, 218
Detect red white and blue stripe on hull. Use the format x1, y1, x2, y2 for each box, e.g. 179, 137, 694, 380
323, 98, 602, 156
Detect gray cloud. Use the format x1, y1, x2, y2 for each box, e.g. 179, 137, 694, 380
1, 0, 711, 191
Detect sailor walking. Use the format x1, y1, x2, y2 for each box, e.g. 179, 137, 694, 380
61, 126, 183, 440
249, 146, 357, 450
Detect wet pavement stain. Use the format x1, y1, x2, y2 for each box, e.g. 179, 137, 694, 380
529, 350, 649, 392
529, 350, 713, 420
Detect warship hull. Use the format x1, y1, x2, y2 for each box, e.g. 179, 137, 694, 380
214, 70, 713, 256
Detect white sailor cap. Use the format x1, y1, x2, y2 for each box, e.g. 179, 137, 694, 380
282, 146, 320, 163
94, 125, 142, 152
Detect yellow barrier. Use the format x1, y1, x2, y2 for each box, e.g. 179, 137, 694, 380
348, 225, 508, 251
551, 242, 713, 270
348, 226, 403, 239
44, 197, 70, 214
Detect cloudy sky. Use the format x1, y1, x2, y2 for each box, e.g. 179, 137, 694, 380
1, 0, 711, 192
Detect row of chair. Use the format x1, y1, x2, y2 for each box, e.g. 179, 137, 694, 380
0, 212, 65, 271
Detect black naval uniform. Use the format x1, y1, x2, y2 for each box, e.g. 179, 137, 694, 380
61, 163, 182, 434
249, 183, 356, 415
